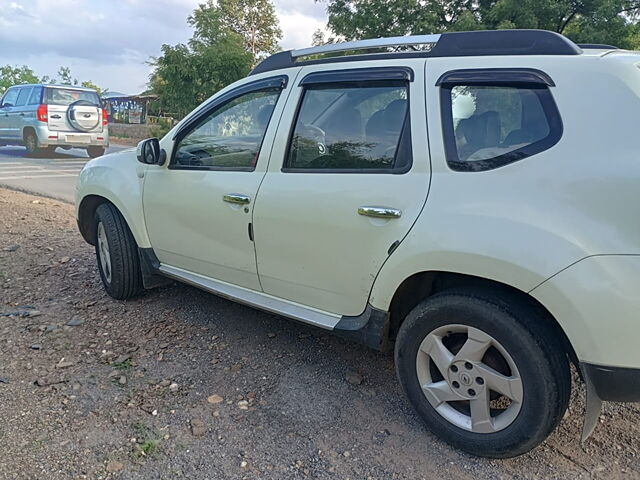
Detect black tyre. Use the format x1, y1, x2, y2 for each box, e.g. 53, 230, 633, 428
94, 203, 143, 299
24, 130, 41, 156
87, 146, 106, 158
395, 288, 570, 458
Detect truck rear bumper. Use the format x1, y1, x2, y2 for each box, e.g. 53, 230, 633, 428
582, 362, 640, 402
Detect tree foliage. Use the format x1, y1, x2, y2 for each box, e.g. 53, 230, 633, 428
321, 0, 640, 49
149, 0, 280, 119
0, 65, 39, 95
189, 0, 282, 60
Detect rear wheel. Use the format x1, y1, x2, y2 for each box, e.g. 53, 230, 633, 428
395, 288, 570, 458
87, 146, 106, 158
24, 131, 41, 156
94, 203, 143, 299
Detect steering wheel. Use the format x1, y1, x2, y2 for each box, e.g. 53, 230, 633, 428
299, 124, 327, 155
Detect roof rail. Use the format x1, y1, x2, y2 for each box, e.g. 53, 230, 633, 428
578, 43, 619, 50
250, 29, 582, 76
292, 34, 441, 58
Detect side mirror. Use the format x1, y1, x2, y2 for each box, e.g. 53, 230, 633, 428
136, 138, 166, 165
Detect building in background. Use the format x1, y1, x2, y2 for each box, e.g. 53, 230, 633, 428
102, 92, 158, 124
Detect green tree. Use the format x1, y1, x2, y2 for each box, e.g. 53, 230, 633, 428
149, 17, 253, 118
189, 0, 282, 60
320, 0, 640, 49
0, 65, 39, 95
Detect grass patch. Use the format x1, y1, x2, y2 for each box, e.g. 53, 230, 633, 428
113, 359, 132, 370
132, 422, 162, 459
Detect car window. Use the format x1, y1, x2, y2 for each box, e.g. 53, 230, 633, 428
2, 87, 19, 107
28, 86, 42, 105
15, 87, 32, 107
442, 83, 562, 171
45, 88, 100, 106
285, 82, 410, 171
173, 88, 280, 170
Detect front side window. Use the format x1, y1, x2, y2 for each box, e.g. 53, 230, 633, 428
2, 87, 19, 107
285, 81, 410, 172
441, 78, 562, 171
172, 88, 281, 170
15, 87, 32, 107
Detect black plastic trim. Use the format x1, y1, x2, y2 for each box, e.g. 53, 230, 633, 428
436, 68, 555, 87
431, 29, 582, 57
138, 248, 172, 289
582, 362, 640, 402
169, 75, 287, 172
300, 67, 414, 86
334, 304, 390, 351
439, 72, 563, 172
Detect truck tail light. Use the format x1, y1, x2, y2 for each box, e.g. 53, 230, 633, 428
36, 104, 48, 122
102, 108, 108, 126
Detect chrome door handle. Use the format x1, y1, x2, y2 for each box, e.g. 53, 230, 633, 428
223, 193, 251, 205
358, 206, 402, 219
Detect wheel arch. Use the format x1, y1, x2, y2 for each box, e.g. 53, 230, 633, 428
386, 271, 579, 367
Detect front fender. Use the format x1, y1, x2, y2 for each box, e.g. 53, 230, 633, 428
75, 148, 151, 248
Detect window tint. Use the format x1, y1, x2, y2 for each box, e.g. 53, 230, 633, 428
2, 88, 19, 107
45, 88, 100, 106
442, 83, 562, 171
15, 87, 32, 107
28, 86, 42, 105
286, 82, 409, 171
173, 88, 280, 170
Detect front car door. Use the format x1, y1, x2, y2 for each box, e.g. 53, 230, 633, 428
142, 71, 299, 291
252, 61, 431, 316
0, 87, 20, 139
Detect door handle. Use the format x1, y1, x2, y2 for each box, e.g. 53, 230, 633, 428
19, 113, 24, 116
223, 193, 251, 205
358, 206, 402, 219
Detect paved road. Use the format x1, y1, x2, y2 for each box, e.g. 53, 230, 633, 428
0, 144, 129, 203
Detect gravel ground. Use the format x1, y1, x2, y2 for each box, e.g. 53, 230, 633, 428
0, 187, 639, 480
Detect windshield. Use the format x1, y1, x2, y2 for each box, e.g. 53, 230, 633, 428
44, 88, 100, 106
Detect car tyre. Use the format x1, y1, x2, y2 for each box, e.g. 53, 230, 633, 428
24, 130, 41, 157
94, 203, 143, 300
395, 288, 570, 458
87, 146, 106, 158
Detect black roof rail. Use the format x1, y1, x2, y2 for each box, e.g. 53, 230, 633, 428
250, 29, 582, 76
578, 43, 619, 50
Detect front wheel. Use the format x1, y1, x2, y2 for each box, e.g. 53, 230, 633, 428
395, 289, 570, 458
94, 203, 143, 299
87, 146, 106, 158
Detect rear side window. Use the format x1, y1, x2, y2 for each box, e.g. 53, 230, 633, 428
28, 86, 42, 105
15, 87, 32, 107
285, 76, 411, 173
45, 88, 100, 106
439, 69, 562, 171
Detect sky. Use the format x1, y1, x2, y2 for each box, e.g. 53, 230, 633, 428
0, 0, 328, 94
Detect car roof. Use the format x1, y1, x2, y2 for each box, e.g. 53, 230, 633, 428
9, 83, 98, 92
251, 29, 621, 76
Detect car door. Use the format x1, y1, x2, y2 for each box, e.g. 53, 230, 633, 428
142, 72, 298, 291
0, 87, 20, 139
252, 61, 431, 317
13, 86, 33, 137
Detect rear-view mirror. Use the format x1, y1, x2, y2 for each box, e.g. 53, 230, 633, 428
136, 138, 166, 165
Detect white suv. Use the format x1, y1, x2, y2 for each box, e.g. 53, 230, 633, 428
75, 30, 640, 458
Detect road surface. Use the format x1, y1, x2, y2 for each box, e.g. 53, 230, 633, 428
0, 144, 129, 203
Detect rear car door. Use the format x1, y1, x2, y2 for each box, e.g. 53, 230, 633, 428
13, 86, 33, 136
143, 72, 298, 291
252, 61, 431, 316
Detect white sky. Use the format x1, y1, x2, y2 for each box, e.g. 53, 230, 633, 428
0, 0, 328, 94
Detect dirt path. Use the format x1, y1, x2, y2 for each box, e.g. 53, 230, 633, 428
0, 187, 638, 479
